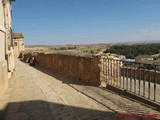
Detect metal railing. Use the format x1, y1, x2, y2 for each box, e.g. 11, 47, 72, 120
103, 58, 160, 103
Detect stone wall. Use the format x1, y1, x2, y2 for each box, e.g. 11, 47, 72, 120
0, 61, 8, 97
14, 38, 25, 57
20, 52, 102, 86
0, 0, 5, 61
20, 51, 160, 88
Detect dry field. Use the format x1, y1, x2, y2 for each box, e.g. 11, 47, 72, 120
25, 44, 111, 56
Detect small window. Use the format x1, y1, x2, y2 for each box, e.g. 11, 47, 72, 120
14, 42, 17, 46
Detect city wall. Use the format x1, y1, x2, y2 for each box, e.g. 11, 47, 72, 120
19, 52, 103, 86
19, 52, 160, 87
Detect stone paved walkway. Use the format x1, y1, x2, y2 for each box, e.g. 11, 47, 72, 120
0, 60, 160, 120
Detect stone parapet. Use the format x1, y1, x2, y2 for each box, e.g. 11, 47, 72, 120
20, 52, 102, 86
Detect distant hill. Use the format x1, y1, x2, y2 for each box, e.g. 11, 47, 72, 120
113, 40, 160, 45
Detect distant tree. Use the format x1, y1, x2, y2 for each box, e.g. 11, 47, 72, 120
104, 43, 160, 59
127, 53, 134, 59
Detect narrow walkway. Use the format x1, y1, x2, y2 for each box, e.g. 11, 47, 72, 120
0, 60, 159, 120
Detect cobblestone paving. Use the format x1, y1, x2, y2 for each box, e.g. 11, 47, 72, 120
0, 60, 160, 120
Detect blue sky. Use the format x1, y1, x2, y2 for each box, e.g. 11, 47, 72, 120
12, 0, 160, 45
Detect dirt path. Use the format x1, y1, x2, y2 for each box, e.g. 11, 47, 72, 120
0, 60, 159, 120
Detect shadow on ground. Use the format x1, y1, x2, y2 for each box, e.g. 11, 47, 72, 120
11, 62, 159, 120
0, 100, 159, 120
33, 65, 92, 86
0, 100, 118, 120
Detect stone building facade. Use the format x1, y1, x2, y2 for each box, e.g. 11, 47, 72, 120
13, 32, 25, 57
135, 55, 154, 62
0, 0, 15, 96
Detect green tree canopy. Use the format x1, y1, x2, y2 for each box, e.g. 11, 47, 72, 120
104, 44, 160, 59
